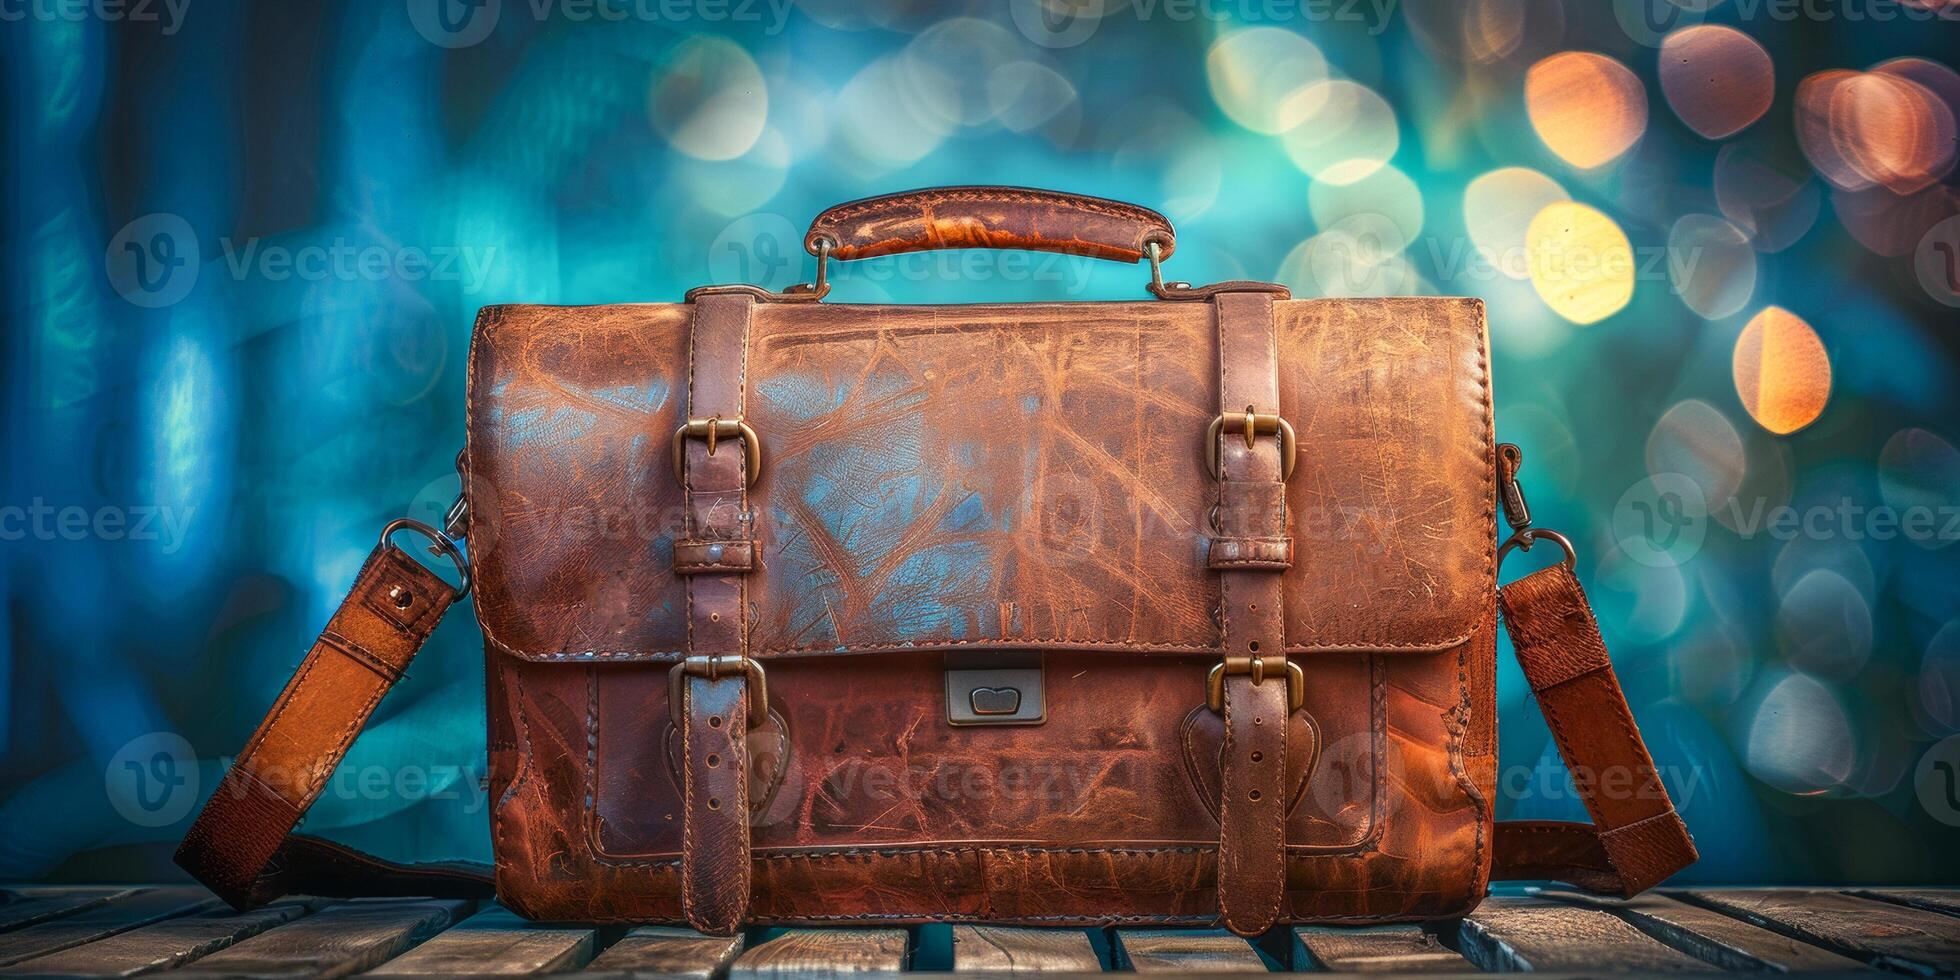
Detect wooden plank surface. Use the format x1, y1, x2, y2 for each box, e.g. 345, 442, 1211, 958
0, 887, 214, 967
1292, 923, 1471, 972
950, 926, 1101, 973
583, 925, 744, 978
364, 905, 595, 975
1457, 896, 1713, 973
1112, 929, 1268, 973
1679, 889, 1960, 975
169, 898, 471, 978
0, 888, 133, 933
1850, 889, 1960, 919
2, 902, 308, 977
1551, 891, 1866, 973
729, 928, 908, 978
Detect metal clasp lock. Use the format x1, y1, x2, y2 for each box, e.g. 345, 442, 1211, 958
1206, 656, 1305, 714
1205, 407, 1298, 481
671, 415, 763, 488
668, 654, 769, 729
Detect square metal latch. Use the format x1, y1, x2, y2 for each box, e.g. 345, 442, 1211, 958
945, 653, 1045, 726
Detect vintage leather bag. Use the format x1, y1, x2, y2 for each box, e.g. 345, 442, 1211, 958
176, 187, 1695, 936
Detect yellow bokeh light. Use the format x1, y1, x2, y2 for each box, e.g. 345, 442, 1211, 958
1205, 27, 1329, 135
1525, 52, 1649, 169
1464, 166, 1568, 279
1526, 201, 1635, 324
1733, 306, 1832, 435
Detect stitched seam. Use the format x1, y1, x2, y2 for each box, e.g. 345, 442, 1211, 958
319, 630, 404, 684
814, 189, 1166, 229
294, 671, 388, 814
481, 632, 1486, 660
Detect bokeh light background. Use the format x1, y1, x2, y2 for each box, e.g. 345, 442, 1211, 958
4, 0, 1960, 885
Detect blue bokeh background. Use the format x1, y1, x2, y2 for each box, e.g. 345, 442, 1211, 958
3, 0, 1958, 884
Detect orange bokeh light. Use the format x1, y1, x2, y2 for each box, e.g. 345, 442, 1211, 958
1526, 52, 1649, 170
1733, 307, 1832, 435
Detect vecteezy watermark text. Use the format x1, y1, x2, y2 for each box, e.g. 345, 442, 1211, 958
105, 213, 499, 308
406, 0, 794, 48
0, 0, 190, 34
0, 499, 196, 554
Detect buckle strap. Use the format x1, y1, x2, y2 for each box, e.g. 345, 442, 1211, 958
673, 290, 760, 935
673, 662, 756, 934
1210, 288, 1292, 937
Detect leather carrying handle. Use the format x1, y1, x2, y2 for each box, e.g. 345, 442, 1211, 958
803, 186, 1176, 264
178, 525, 1692, 915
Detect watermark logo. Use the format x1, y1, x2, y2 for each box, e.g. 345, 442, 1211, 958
106, 213, 199, 309
1915, 213, 1960, 309
105, 732, 199, 828
407, 0, 795, 47
0, 499, 197, 553
1617, 0, 1959, 46
0, 0, 191, 34
407, 0, 501, 48
1612, 474, 1710, 567
1010, 0, 1104, 48
1010, 0, 1400, 45
1612, 0, 1706, 47
1915, 734, 1960, 827
709, 212, 804, 291
105, 212, 497, 308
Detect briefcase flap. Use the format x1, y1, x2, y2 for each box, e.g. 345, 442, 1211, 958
465, 296, 1494, 662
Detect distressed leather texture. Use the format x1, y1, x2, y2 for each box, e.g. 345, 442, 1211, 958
176, 265, 1695, 925
804, 186, 1176, 263
466, 298, 1494, 662
468, 294, 1504, 925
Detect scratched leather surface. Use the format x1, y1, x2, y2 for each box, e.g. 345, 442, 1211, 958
489, 627, 1495, 924
465, 297, 1493, 661
468, 296, 1498, 925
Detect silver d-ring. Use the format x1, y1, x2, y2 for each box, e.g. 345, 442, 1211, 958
1498, 527, 1576, 573
381, 518, 471, 599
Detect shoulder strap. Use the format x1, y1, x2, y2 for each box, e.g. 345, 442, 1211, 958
178, 510, 1692, 915
1492, 562, 1699, 895
174, 537, 492, 908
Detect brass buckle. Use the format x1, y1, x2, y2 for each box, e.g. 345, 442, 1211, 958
670, 416, 763, 488
1206, 656, 1305, 714
1206, 407, 1297, 481
668, 654, 768, 729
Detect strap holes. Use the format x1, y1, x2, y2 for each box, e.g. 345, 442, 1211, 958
1248, 789, 1262, 801
708, 797, 721, 810
1248, 640, 1260, 652
706, 753, 721, 768
709, 715, 723, 729
710, 612, 721, 622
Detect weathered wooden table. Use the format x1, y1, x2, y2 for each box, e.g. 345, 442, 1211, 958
1, 886, 1955, 977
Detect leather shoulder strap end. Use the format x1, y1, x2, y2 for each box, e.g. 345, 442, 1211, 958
1494, 563, 1697, 896
175, 541, 465, 908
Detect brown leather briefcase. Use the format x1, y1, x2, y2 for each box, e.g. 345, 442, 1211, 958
177, 187, 1695, 936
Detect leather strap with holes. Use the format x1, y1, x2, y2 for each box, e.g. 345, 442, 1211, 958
1210, 289, 1293, 937
174, 541, 488, 908
672, 291, 760, 935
